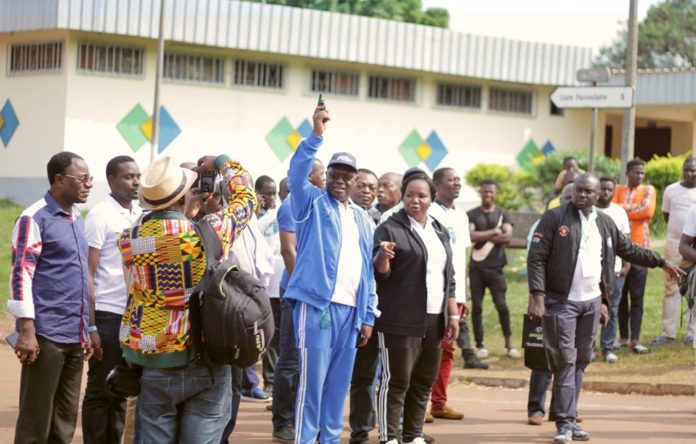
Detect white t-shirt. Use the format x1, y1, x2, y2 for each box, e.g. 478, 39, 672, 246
597, 203, 630, 274
84, 195, 142, 315
681, 205, 696, 237
662, 182, 696, 242
568, 208, 602, 302
409, 216, 448, 314
257, 207, 284, 298
330, 204, 362, 307
429, 202, 471, 303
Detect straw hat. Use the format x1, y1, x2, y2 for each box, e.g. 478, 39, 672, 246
139, 156, 198, 210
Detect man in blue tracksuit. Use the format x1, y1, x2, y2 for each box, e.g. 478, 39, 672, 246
284, 104, 376, 444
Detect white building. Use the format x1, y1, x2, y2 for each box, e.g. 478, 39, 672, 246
0, 0, 694, 206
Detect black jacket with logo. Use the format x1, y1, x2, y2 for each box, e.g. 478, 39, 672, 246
528, 202, 665, 304
373, 209, 456, 337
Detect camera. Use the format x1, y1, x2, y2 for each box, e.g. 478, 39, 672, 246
200, 172, 216, 193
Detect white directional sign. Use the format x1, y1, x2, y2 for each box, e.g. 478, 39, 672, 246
551, 86, 634, 109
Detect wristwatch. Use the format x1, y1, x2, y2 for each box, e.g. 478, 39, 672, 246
87, 325, 98, 334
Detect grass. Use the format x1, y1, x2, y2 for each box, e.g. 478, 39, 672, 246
459, 247, 695, 384
0, 200, 23, 312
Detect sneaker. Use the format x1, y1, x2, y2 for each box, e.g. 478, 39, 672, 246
464, 357, 490, 369
571, 424, 590, 441
603, 351, 619, 363
430, 405, 464, 420
272, 426, 295, 443
631, 343, 650, 354
650, 335, 674, 345
528, 413, 544, 426
553, 428, 572, 444
404, 437, 427, 444
381, 440, 399, 444
506, 348, 522, 359
477, 347, 489, 359
241, 387, 271, 402
425, 412, 434, 423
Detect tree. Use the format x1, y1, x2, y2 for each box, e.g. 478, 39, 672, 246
595, 0, 696, 68
248, 0, 450, 28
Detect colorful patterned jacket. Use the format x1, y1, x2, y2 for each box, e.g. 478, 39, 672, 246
118, 156, 256, 368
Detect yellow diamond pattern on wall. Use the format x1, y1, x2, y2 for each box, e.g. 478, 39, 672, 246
140, 118, 153, 140
416, 142, 432, 161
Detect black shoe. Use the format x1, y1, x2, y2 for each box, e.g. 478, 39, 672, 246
464, 357, 490, 369
272, 426, 294, 443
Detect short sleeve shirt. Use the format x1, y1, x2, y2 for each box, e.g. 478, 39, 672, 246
681, 205, 696, 238
466, 206, 513, 268
277, 197, 295, 290
662, 182, 696, 242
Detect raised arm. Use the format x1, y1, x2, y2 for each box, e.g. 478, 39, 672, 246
626, 185, 656, 220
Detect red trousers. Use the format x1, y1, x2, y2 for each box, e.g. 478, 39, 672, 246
430, 304, 464, 409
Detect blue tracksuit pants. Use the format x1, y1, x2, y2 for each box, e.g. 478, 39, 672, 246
293, 301, 359, 444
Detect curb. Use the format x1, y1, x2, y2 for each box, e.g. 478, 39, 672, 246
451, 374, 695, 396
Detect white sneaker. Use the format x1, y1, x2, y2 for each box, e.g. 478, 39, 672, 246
604, 351, 619, 363
404, 438, 426, 444
383, 440, 399, 444
507, 348, 522, 359
477, 347, 489, 359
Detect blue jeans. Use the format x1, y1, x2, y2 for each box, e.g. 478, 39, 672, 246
272, 293, 299, 431
527, 370, 552, 416
137, 362, 231, 444
601, 275, 625, 351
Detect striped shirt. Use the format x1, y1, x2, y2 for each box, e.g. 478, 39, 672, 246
9, 192, 89, 344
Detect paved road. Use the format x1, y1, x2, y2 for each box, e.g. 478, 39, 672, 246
0, 343, 693, 443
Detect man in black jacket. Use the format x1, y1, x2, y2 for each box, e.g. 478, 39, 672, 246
527, 173, 683, 444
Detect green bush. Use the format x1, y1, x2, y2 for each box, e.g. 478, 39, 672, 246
645, 153, 688, 236
464, 163, 533, 210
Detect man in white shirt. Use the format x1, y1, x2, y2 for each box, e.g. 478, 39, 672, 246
676, 205, 696, 346
82, 156, 142, 444
654, 157, 696, 344
596, 177, 631, 363
427, 167, 487, 423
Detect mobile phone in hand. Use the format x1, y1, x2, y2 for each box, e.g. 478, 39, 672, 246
200, 172, 216, 193
5, 332, 18, 349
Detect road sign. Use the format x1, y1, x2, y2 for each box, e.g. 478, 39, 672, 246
550, 86, 634, 109
576, 67, 611, 83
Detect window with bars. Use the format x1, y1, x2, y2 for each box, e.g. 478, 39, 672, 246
9, 41, 63, 74
436, 83, 482, 109
77, 42, 144, 76
163, 53, 225, 84
489, 87, 534, 115
367, 75, 416, 102
310, 69, 359, 96
233, 60, 284, 89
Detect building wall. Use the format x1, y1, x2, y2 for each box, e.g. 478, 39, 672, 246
0, 30, 70, 203
3, 30, 593, 207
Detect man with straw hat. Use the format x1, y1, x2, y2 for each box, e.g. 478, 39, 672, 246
117, 154, 256, 443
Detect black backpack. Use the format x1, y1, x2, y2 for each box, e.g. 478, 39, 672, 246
189, 219, 275, 368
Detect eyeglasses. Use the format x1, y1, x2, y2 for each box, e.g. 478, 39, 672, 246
64, 174, 94, 184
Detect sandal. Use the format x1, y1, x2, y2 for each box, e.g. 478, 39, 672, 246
632, 343, 650, 354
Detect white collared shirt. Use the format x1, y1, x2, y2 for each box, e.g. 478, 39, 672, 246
429, 202, 471, 303
568, 208, 603, 302
409, 215, 448, 314
597, 203, 630, 274
331, 204, 362, 307
84, 195, 142, 314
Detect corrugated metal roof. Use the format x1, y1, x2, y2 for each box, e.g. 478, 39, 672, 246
607, 70, 696, 105
0, 0, 593, 86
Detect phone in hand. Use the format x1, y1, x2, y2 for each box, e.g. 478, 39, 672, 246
200, 172, 216, 193
5, 331, 18, 349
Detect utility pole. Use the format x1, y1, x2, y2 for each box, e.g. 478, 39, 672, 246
150, 0, 166, 163
589, 80, 598, 174
620, 0, 638, 183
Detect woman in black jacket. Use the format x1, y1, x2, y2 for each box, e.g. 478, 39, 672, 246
373, 170, 462, 444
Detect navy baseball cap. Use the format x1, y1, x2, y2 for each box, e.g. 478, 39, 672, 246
327, 152, 358, 173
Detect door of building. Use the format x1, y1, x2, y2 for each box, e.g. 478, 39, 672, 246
635, 127, 671, 160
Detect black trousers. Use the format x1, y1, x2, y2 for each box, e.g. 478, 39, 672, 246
15, 336, 84, 444
469, 264, 511, 347
349, 341, 379, 443
82, 311, 127, 444
619, 264, 647, 342
377, 314, 443, 443
262, 297, 281, 388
